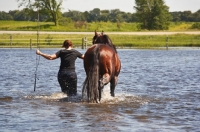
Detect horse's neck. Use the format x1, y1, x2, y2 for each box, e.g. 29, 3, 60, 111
106, 43, 117, 53
103, 36, 117, 53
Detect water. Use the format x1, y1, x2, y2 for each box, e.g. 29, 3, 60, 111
0, 48, 200, 132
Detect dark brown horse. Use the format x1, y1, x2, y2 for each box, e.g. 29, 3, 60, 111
82, 31, 121, 103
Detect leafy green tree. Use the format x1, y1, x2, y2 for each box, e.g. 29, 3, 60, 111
134, 0, 172, 30
170, 10, 200, 22
0, 11, 13, 20
63, 10, 85, 21
89, 8, 101, 22
17, 0, 63, 26
82, 11, 91, 22
100, 10, 109, 22
121, 12, 133, 22
180, 11, 193, 22
170, 12, 181, 22
109, 9, 121, 22
10, 9, 34, 21
149, 0, 172, 30
192, 10, 200, 22
134, 0, 150, 29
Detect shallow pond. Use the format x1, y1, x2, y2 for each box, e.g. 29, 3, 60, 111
0, 48, 200, 132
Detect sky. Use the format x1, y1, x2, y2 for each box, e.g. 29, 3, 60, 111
1, 0, 200, 13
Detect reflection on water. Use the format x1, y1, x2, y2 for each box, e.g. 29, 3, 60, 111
0, 48, 200, 132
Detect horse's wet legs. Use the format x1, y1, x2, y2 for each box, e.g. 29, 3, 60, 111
110, 76, 118, 97
99, 73, 110, 101
110, 82, 115, 97
99, 86, 101, 102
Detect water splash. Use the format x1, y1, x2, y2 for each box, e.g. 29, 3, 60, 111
23, 85, 151, 105
24, 92, 67, 100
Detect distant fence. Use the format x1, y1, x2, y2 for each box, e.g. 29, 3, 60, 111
0, 36, 170, 50
0, 35, 92, 49
2, 35, 199, 49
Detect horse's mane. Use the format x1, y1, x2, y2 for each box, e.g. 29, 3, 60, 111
94, 34, 117, 53
102, 35, 117, 53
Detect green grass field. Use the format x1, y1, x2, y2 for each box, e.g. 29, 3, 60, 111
0, 21, 140, 32
0, 21, 199, 32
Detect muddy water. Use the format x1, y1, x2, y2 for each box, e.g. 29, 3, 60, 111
0, 48, 200, 132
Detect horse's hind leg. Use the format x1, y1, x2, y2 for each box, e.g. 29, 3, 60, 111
98, 85, 102, 102
110, 76, 118, 97
99, 73, 110, 87
99, 73, 110, 101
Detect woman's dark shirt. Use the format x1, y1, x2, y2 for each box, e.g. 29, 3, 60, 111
56, 49, 82, 71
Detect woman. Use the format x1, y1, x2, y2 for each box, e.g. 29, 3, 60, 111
36, 40, 84, 96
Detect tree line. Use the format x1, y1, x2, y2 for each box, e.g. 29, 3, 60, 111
1, 9, 200, 22
0, 8, 136, 22
0, 0, 200, 30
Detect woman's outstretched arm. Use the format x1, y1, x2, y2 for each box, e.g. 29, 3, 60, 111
36, 49, 57, 60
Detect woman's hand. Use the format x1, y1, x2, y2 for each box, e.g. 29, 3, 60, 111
36, 49, 41, 55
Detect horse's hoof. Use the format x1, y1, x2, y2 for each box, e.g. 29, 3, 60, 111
111, 93, 115, 97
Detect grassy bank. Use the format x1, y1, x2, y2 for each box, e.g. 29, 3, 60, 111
0, 21, 199, 32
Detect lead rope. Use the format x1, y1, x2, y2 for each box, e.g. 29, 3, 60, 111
34, 4, 40, 91
34, 54, 40, 91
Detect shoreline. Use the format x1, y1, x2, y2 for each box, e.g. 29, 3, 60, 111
1, 46, 200, 50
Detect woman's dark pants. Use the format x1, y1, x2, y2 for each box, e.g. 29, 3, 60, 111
57, 70, 77, 96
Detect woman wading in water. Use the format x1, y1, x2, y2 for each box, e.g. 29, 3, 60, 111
36, 40, 84, 96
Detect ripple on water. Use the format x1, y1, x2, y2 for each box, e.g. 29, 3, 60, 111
0, 96, 13, 102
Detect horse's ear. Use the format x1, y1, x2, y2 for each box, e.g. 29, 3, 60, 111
95, 30, 98, 36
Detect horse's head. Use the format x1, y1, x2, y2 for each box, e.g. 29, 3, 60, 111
92, 30, 101, 44
92, 30, 113, 44
92, 30, 117, 53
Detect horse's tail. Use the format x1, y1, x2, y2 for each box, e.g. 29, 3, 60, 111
83, 45, 100, 103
